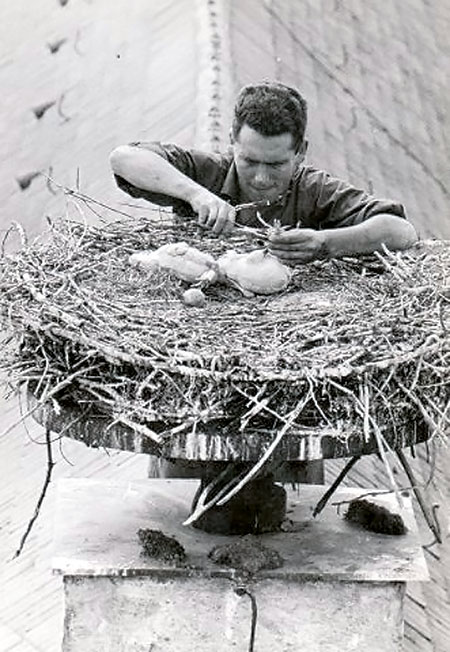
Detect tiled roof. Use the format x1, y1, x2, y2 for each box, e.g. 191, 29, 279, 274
0, 0, 199, 243
228, 0, 450, 239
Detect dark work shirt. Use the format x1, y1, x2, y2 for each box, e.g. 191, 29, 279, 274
114, 142, 407, 229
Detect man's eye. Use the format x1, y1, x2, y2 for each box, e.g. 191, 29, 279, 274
241, 159, 284, 169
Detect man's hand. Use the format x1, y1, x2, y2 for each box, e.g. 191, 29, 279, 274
268, 228, 326, 264
269, 216, 418, 264
189, 188, 236, 235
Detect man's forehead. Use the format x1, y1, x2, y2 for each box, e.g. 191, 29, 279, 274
234, 125, 296, 157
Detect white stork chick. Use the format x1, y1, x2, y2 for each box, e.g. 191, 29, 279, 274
129, 242, 218, 285
218, 249, 291, 297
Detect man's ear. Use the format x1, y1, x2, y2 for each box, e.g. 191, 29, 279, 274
296, 139, 308, 163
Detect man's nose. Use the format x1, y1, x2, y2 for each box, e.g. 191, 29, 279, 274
253, 165, 271, 186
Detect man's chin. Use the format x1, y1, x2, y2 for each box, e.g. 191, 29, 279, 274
245, 188, 279, 204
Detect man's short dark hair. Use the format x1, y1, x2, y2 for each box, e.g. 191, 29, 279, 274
231, 81, 308, 151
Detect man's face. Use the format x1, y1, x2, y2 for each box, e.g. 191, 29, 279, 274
232, 124, 298, 203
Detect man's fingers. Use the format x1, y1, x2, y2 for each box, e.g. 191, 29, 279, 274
269, 229, 325, 263
211, 206, 227, 234
269, 239, 316, 252
205, 206, 219, 229
213, 206, 236, 235
269, 247, 299, 259
268, 228, 312, 244
197, 205, 209, 226
194, 196, 235, 233
269, 242, 311, 251
269, 247, 313, 263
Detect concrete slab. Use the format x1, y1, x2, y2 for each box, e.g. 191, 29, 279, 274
53, 479, 429, 651
52, 478, 429, 583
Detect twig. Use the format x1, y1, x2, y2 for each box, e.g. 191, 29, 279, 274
331, 485, 420, 508
238, 382, 270, 431
40, 173, 171, 220
46, 166, 57, 195
373, 250, 406, 282
232, 384, 292, 424
22, 272, 82, 328
326, 377, 404, 507
216, 393, 311, 507
313, 455, 362, 517
396, 377, 446, 442
1, 221, 28, 254
0, 366, 98, 440
14, 428, 54, 557
234, 194, 284, 213
396, 449, 442, 543
381, 243, 412, 276
362, 379, 370, 442
112, 415, 161, 445
422, 505, 443, 550
183, 464, 246, 526
370, 419, 404, 508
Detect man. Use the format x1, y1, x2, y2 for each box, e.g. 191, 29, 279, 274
110, 82, 418, 511
110, 81, 417, 261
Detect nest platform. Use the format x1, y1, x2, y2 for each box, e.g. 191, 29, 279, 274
1, 213, 449, 463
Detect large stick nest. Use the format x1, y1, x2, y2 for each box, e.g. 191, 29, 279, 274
0, 211, 449, 458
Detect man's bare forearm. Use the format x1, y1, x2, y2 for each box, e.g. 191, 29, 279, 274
269, 214, 418, 263
110, 145, 202, 204
110, 145, 236, 234
323, 214, 418, 258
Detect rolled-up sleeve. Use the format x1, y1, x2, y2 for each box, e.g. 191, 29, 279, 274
298, 167, 407, 229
